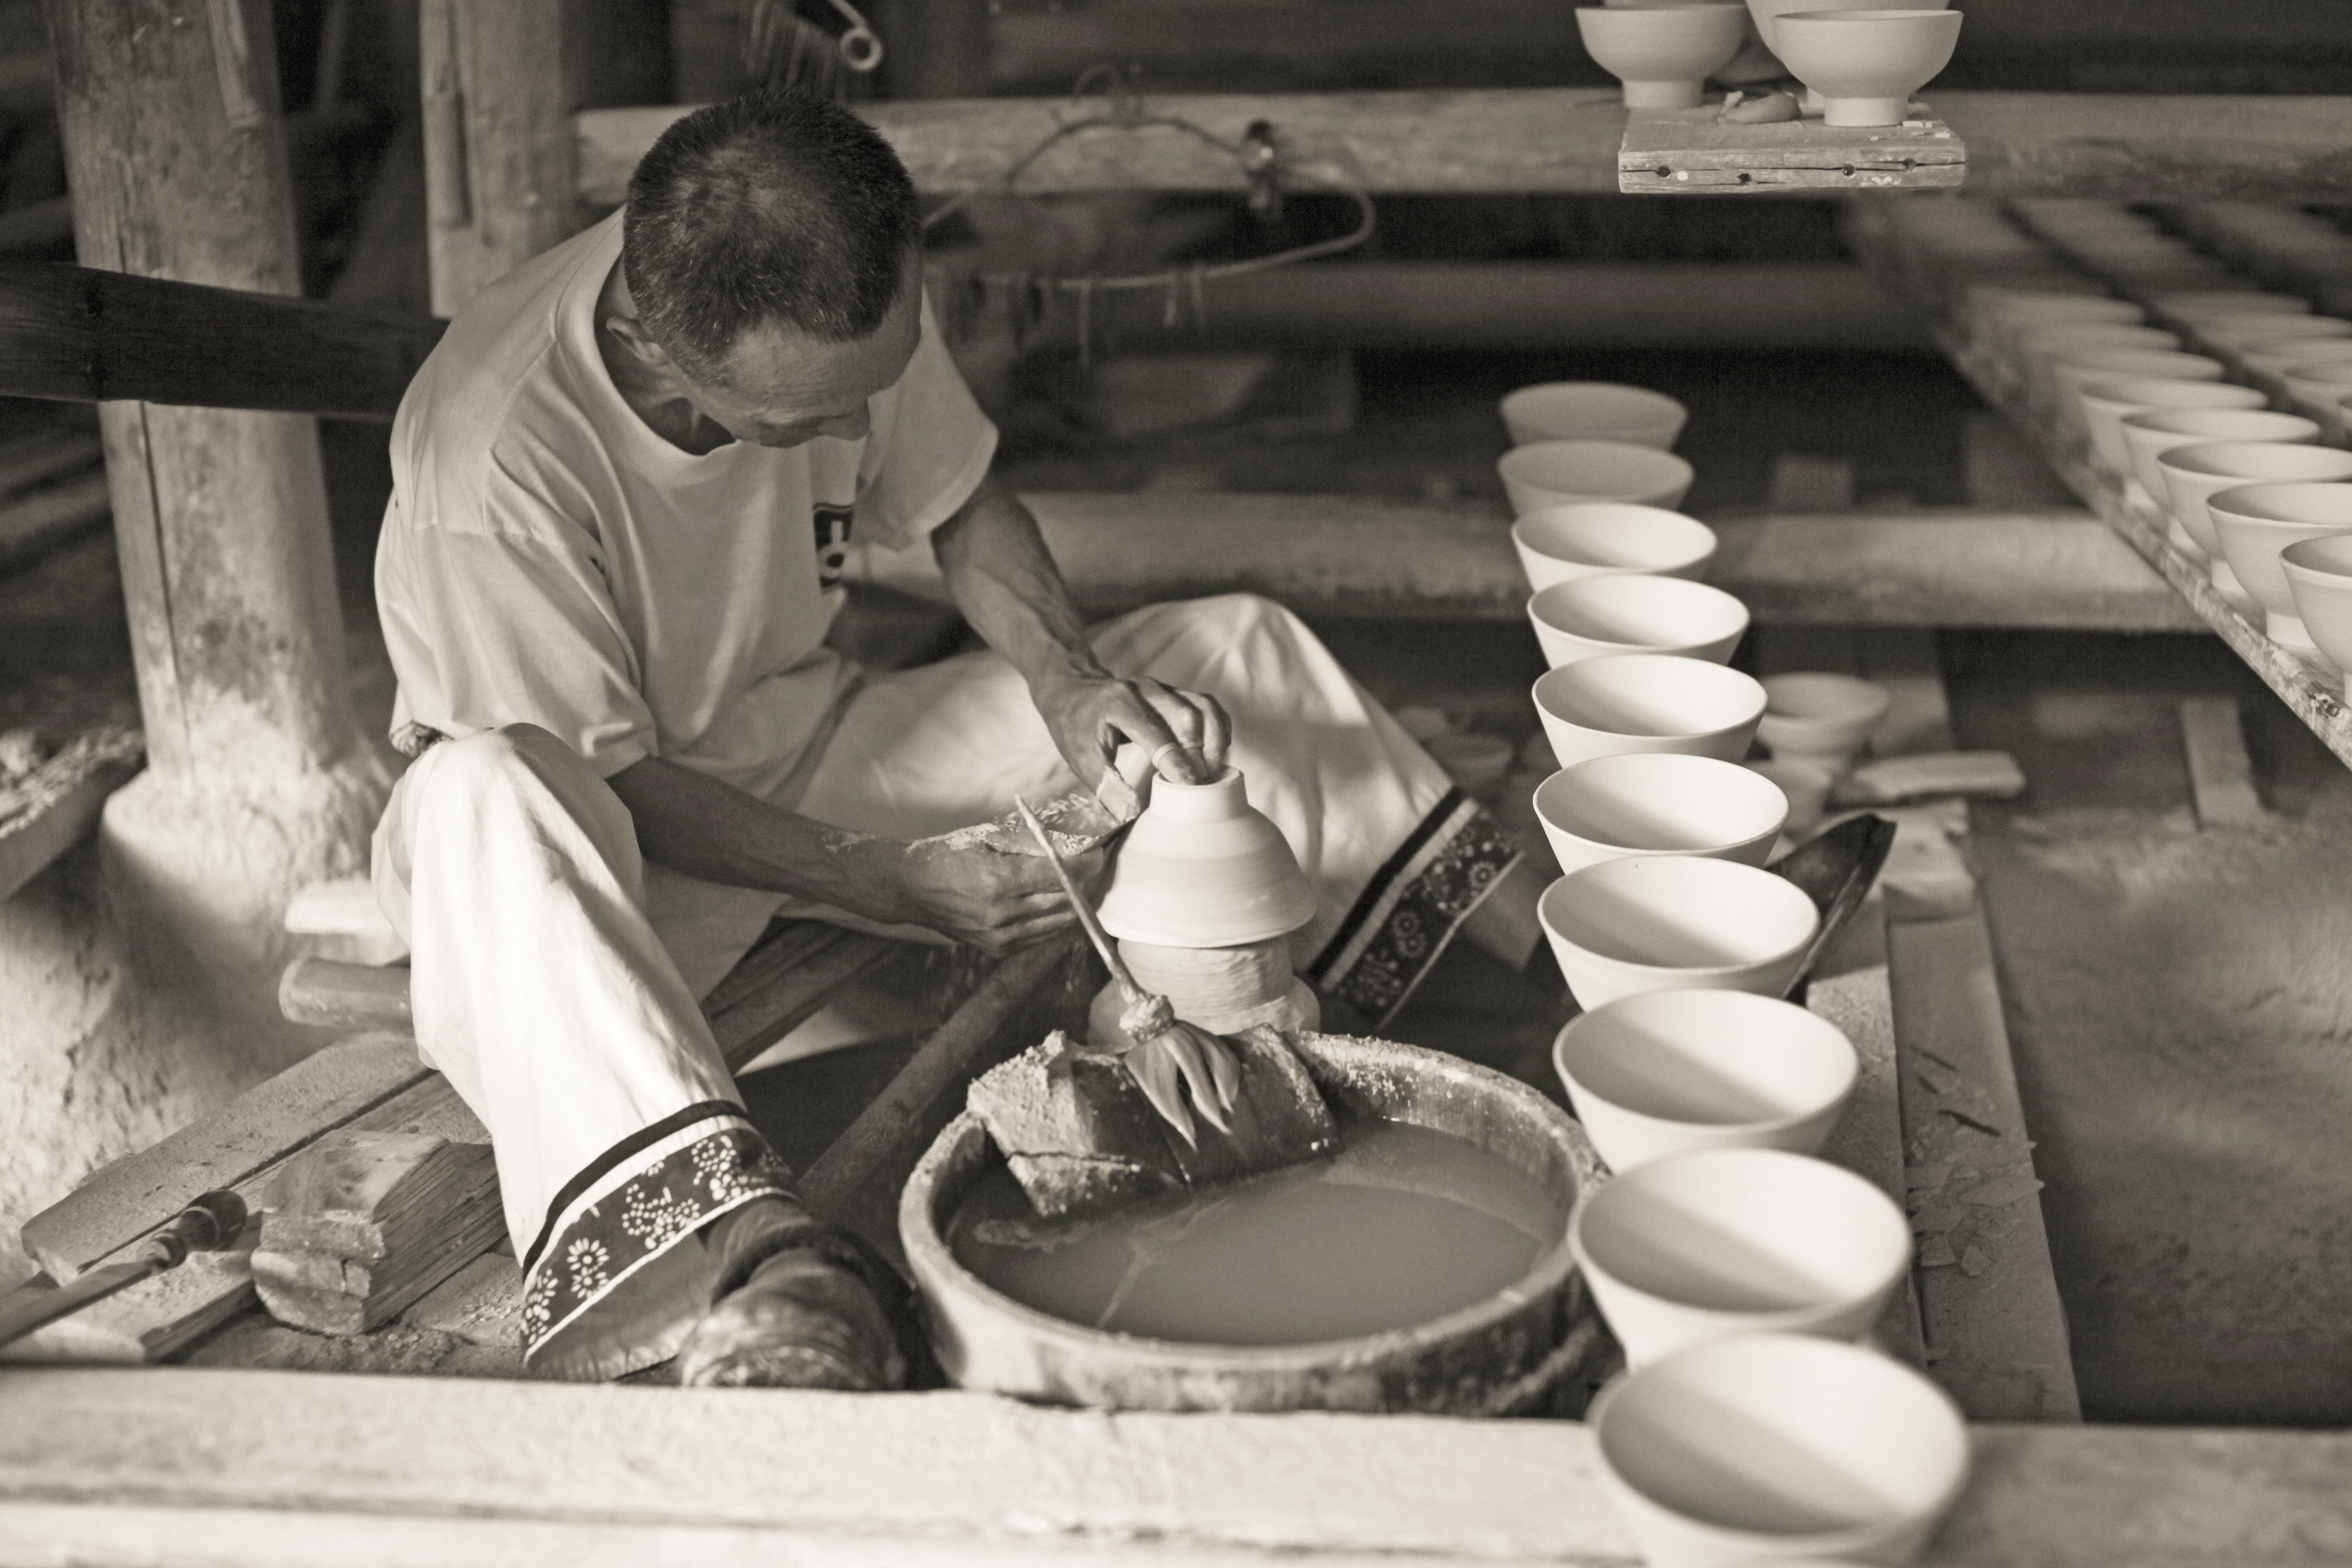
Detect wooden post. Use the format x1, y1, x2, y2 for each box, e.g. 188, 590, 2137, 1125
43, 0, 392, 1051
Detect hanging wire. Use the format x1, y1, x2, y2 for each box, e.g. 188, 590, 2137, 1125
926, 67, 1378, 359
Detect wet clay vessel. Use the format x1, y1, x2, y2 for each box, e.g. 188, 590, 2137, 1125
1095, 767, 1317, 948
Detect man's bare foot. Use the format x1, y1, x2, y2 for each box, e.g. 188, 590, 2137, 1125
677, 1247, 907, 1390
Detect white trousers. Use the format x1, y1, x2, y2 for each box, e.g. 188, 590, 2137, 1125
372, 595, 1519, 1377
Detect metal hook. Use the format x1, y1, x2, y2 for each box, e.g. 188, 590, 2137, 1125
1242, 120, 1281, 227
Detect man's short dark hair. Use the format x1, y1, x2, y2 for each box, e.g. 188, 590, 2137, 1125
623, 89, 920, 381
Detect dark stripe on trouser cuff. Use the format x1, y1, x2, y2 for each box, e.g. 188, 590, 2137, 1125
523, 1098, 749, 1273
1305, 786, 1465, 987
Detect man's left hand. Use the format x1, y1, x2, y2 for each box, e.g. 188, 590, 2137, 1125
1032, 668, 1232, 796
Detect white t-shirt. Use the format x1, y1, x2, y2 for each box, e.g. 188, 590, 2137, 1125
376, 209, 997, 797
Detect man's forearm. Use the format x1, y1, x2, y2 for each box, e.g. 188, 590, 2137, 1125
930, 473, 1103, 692
606, 755, 898, 919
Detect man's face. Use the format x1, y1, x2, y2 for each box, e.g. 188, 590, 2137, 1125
674, 256, 924, 449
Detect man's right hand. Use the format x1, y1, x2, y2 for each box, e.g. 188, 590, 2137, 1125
873, 836, 1106, 955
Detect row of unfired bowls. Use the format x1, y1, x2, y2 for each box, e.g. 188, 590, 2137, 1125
1575, 0, 1963, 127
1969, 262, 2352, 692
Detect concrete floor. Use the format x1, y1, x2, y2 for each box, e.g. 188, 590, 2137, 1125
15, 341, 2352, 1423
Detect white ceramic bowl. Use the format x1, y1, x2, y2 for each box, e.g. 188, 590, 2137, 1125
1094, 767, 1316, 947
2121, 407, 2321, 540
1745, 0, 1945, 51
1970, 292, 2139, 359
1756, 672, 1892, 773
1528, 574, 1751, 669
2045, 350, 2224, 432
1743, 756, 1835, 834
1533, 753, 1789, 876
1539, 855, 1819, 1011
1501, 439, 1698, 516
1575, 4, 1749, 108
1591, 1332, 1970, 1568
1512, 502, 1718, 593
1534, 654, 1769, 768
2188, 313, 2352, 370
2014, 323, 2184, 413
2159, 442, 2352, 591
2239, 335, 2352, 399
2281, 533, 2352, 699
1552, 989, 1858, 1173
1501, 382, 1689, 450
2209, 482, 2352, 651
1569, 1146, 1909, 1366
1772, 8, 1960, 126
2148, 288, 2311, 324
2077, 377, 2269, 485
2280, 360, 2352, 440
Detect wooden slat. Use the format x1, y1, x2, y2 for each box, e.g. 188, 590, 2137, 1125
0, 260, 442, 420
11, 1368, 2352, 1564
1619, 104, 1963, 195
0, 727, 141, 909
576, 91, 2352, 206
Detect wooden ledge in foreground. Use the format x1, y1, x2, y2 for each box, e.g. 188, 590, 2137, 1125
845, 492, 2205, 631
2, 1367, 2347, 1566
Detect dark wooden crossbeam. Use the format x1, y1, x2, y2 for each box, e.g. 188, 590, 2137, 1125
0, 261, 443, 422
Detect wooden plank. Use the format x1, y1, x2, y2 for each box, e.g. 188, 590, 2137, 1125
14, 1370, 2352, 1565
1619, 103, 1963, 195
850, 492, 2205, 630
1890, 912, 2083, 1423
0, 726, 141, 907
574, 91, 2352, 206
2179, 696, 2268, 825
0, 261, 440, 421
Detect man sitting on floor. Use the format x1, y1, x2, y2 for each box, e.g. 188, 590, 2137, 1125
372, 89, 1548, 1386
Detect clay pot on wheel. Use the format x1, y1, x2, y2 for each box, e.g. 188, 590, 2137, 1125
1095, 767, 1316, 948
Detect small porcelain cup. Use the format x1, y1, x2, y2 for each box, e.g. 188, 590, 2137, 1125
1513, 502, 1718, 593
1533, 753, 1789, 876
1501, 440, 1698, 516
2239, 336, 2352, 401
2015, 324, 2184, 416
2122, 407, 2321, 548
1569, 1146, 1909, 1365
1574, 4, 1749, 107
1528, 574, 1750, 669
2208, 483, 2352, 651
1756, 673, 1892, 774
2280, 361, 2352, 442
1552, 990, 1858, 1173
1534, 654, 1769, 768
2159, 442, 2352, 593
1538, 856, 1819, 1011
2078, 378, 2269, 492
1771, 9, 1962, 127
2281, 533, 2352, 698
1501, 382, 1689, 450
1744, 756, 1834, 834
1590, 1332, 1970, 1568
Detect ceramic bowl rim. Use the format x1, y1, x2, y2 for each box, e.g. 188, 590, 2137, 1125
1529, 573, 1750, 650
2279, 533, 2352, 581
1551, 989, 1859, 1143
2122, 408, 2321, 442
2206, 482, 2352, 531
1512, 502, 1718, 573
1533, 752, 1790, 855
1533, 654, 1769, 738
1539, 856, 1819, 979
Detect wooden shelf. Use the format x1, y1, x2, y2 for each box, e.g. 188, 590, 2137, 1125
1938, 327, 2352, 771
1619, 102, 1963, 195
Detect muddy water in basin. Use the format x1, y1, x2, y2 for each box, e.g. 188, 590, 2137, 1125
949, 1119, 1566, 1346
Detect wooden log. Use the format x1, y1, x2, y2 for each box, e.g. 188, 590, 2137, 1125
0, 260, 442, 420
278, 957, 413, 1031
574, 91, 2352, 207
0, 726, 141, 908
15, 1368, 2352, 1565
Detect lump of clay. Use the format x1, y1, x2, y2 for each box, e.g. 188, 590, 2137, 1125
968, 1032, 1186, 1221
1719, 89, 1800, 124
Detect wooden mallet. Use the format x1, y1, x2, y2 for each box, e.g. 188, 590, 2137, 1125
0, 1190, 248, 1352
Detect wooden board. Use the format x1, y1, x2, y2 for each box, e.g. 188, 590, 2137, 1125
12, 1368, 2352, 1565
0, 726, 141, 907
569, 91, 2352, 209
1619, 102, 1963, 195
0, 260, 442, 421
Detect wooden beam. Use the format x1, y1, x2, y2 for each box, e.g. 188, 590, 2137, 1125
0, 261, 442, 421
0, 726, 141, 907
11, 1368, 2352, 1564
575, 91, 2352, 207
847, 492, 2210, 631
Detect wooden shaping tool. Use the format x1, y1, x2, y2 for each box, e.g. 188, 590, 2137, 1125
0, 1191, 246, 1352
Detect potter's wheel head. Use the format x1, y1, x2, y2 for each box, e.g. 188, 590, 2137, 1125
1096, 767, 1316, 947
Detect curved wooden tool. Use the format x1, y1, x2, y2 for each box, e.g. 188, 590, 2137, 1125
0, 1191, 247, 1352
1769, 812, 1899, 1000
